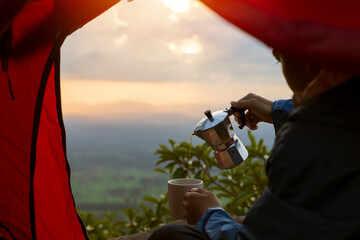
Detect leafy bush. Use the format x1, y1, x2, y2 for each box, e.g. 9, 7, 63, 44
154, 130, 269, 216
78, 194, 171, 239
79, 131, 269, 239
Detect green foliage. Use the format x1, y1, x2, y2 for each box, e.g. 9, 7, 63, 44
78, 209, 125, 239
78, 193, 172, 239
154, 131, 269, 216
79, 131, 270, 239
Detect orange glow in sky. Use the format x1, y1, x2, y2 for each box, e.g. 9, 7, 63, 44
61, 79, 291, 118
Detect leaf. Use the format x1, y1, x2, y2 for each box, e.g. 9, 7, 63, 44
158, 144, 170, 152
122, 208, 139, 220
168, 139, 176, 146
105, 209, 118, 219
248, 130, 256, 148
258, 139, 264, 150
143, 196, 159, 204
254, 166, 263, 177
156, 151, 176, 158
174, 148, 192, 155
259, 175, 268, 185
219, 179, 232, 185
233, 190, 255, 203
154, 168, 168, 175
172, 167, 185, 179
262, 145, 268, 155
164, 162, 177, 169
217, 193, 231, 198
139, 203, 151, 213
156, 158, 174, 165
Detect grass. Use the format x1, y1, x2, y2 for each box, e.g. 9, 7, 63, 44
71, 166, 168, 217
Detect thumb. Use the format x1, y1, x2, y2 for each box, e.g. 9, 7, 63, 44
190, 188, 207, 194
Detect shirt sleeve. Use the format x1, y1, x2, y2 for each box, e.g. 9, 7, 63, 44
195, 208, 250, 240
272, 99, 294, 113
271, 99, 294, 133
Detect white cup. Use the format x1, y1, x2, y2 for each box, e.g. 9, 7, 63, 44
168, 178, 204, 219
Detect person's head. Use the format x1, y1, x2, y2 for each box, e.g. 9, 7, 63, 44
272, 49, 355, 106
272, 50, 321, 93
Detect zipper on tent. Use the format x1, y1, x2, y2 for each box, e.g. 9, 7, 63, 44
0, 27, 15, 100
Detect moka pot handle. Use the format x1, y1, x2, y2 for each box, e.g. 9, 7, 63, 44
230, 107, 246, 129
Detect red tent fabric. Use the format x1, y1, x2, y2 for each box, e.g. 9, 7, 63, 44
0, 0, 119, 239
200, 0, 360, 72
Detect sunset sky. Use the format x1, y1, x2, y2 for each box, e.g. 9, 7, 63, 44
60, 0, 292, 121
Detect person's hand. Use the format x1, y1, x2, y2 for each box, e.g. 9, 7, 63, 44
231, 93, 273, 130
183, 188, 221, 225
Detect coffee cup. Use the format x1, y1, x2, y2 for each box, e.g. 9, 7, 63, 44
168, 178, 203, 219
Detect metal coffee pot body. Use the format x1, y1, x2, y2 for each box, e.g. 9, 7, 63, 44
194, 107, 248, 169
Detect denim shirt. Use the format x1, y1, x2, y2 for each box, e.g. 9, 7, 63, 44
271, 99, 294, 113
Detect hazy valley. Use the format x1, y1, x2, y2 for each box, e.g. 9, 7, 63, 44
64, 114, 276, 215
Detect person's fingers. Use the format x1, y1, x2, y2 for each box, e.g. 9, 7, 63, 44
182, 199, 188, 208
184, 192, 192, 200
182, 199, 197, 224
191, 188, 207, 194
230, 93, 258, 109
231, 98, 257, 127
233, 111, 242, 118
240, 93, 258, 100
230, 99, 251, 110
184, 211, 196, 225
233, 116, 243, 126
184, 192, 198, 202
184, 188, 207, 200
245, 111, 260, 130
232, 93, 274, 126
233, 111, 244, 126
183, 209, 196, 225
234, 109, 259, 129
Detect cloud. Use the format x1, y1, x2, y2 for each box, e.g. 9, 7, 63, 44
169, 13, 179, 22
115, 34, 128, 46
112, 8, 129, 27
61, 0, 285, 86
162, 0, 191, 13
167, 35, 203, 55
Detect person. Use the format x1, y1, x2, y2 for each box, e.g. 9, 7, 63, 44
149, 49, 360, 240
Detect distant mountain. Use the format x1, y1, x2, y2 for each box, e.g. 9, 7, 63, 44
64, 113, 276, 171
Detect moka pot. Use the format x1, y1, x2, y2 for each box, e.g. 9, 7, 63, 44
194, 107, 248, 169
